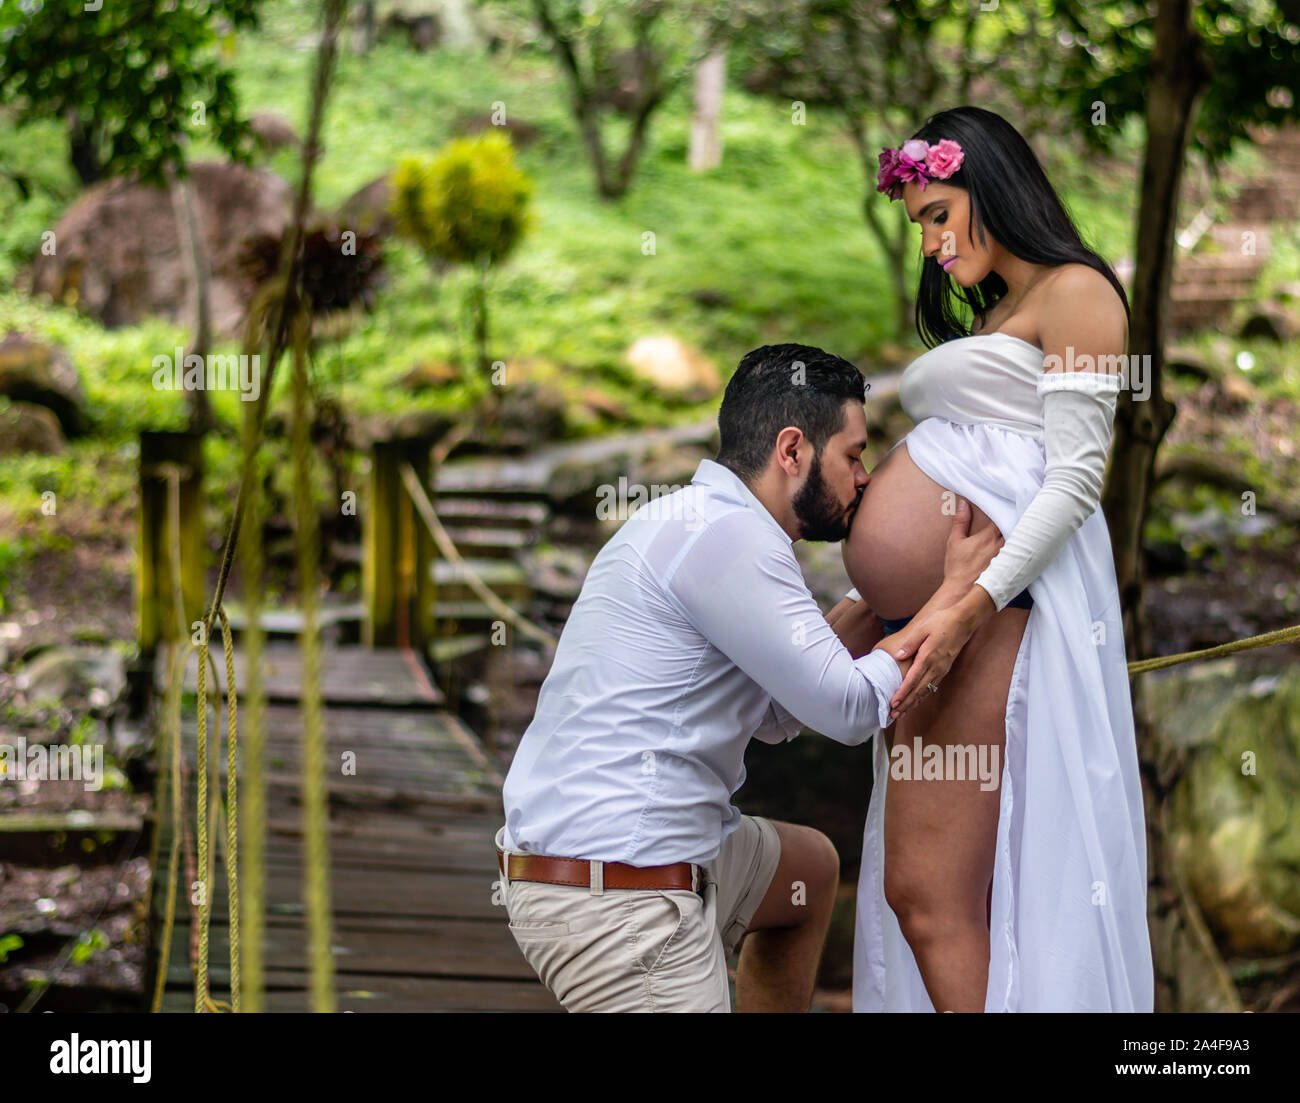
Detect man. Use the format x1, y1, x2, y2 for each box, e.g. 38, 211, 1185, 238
495, 343, 1000, 1012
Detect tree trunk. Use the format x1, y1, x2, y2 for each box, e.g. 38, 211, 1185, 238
689, 47, 726, 172
856, 152, 912, 338
67, 111, 106, 186
354, 0, 376, 54
1099, 0, 1232, 1012
612, 90, 663, 196
168, 167, 214, 434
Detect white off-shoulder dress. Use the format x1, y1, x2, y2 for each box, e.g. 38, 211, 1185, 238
851, 332, 1155, 1013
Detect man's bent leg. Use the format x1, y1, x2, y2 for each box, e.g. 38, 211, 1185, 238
732, 819, 839, 1012
503, 874, 729, 1012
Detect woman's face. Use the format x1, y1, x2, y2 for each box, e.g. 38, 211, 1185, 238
902, 180, 994, 287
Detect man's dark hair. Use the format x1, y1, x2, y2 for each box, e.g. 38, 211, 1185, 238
716, 343, 868, 483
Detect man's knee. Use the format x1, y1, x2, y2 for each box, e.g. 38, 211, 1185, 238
757, 821, 840, 927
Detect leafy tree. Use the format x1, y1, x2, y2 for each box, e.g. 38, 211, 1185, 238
0, 0, 262, 186
486, 0, 721, 198
0, 0, 266, 430
730, 0, 1057, 337
1045, 0, 1300, 1011
391, 130, 533, 379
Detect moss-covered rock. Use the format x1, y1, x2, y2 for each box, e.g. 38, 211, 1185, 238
1146, 658, 1300, 955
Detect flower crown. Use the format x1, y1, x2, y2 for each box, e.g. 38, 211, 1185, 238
876, 138, 965, 201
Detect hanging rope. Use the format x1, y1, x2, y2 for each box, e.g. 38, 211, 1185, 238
236, 389, 268, 1014
290, 312, 336, 1013
146, 0, 350, 1014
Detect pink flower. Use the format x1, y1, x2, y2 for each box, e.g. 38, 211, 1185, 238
876, 147, 902, 195
894, 150, 930, 191
900, 139, 930, 163
925, 139, 964, 180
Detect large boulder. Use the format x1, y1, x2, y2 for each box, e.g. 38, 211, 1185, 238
249, 111, 302, 154
1238, 302, 1300, 342
0, 401, 66, 455
454, 112, 541, 150
624, 335, 721, 401
30, 161, 294, 337
0, 333, 89, 436
1146, 658, 1300, 955
338, 173, 394, 238
377, 0, 443, 50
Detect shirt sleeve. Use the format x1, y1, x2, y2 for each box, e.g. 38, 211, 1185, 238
973, 369, 1125, 611
751, 699, 805, 745
666, 510, 904, 745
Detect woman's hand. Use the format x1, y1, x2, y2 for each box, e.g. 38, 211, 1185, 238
871, 587, 993, 721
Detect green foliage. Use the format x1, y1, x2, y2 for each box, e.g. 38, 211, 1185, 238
0, 934, 22, 963
0, 0, 265, 184
1051, 0, 1300, 165
69, 927, 109, 967
391, 131, 534, 267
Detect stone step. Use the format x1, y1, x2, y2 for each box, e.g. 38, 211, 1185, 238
1227, 189, 1300, 222
432, 600, 499, 629
429, 496, 550, 531
440, 525, 533, 559
428, 633, 493, 664
1171, 270, 1264, 292
1169, 287, 1254, 305
433, 558, 530, 604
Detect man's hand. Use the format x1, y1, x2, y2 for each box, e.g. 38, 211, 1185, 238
826, 596, 885, 658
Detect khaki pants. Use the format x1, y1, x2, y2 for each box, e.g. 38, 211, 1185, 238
496, 816, 782, 1012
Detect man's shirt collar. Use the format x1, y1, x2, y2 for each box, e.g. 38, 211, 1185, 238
691, 459, 793, 546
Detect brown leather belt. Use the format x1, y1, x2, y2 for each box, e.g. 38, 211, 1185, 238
496, 848, 705, 895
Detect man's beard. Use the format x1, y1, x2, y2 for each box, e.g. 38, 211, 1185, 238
792, 452, 857, 542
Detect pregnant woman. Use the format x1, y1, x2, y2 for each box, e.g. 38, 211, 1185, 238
842, 107, 1153, 1011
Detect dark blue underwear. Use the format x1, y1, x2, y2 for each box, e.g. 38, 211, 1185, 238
877, 587, 1033, 635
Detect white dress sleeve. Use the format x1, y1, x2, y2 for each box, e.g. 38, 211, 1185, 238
973, 369, 1125, 612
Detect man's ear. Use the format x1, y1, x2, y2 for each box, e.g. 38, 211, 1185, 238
773, 425, 805, 477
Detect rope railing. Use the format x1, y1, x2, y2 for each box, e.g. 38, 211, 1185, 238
1126, 621, 1300, 675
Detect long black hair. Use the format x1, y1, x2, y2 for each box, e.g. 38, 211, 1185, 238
898, 106, 1130, 348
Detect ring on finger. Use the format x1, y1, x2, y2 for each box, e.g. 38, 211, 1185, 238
926, 680, 939, 694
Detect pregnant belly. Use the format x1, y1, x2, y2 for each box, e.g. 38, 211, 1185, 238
843, 440, 1000, 619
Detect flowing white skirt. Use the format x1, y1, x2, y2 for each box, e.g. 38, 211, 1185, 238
851, 417, 1154, 1012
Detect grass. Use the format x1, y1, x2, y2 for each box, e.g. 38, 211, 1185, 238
0, 0, 1296, 557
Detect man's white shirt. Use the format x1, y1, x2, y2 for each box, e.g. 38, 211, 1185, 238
501, 458, 904, 866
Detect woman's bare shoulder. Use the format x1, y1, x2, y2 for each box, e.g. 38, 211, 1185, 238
1040, 265, 1129, 352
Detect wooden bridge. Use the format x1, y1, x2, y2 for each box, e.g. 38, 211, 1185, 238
150, 643, 559, 1012
136, 429, 578, 1013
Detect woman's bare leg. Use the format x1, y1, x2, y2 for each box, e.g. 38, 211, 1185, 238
881, 605, 1030, 1012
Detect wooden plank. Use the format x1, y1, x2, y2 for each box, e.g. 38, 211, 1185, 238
153, 863, 504, 921
161, 971, 560, 1013
146, 644, 532, 1011
164, 918, 537, 982
156, 644, 444, 707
